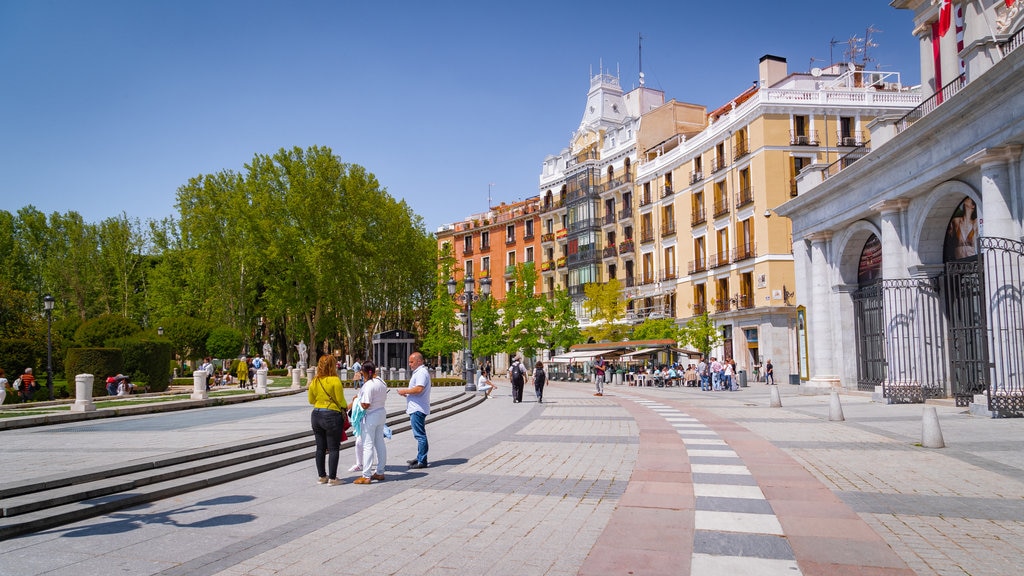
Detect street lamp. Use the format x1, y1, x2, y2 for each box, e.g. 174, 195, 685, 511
447, 272, 491, 391
43, 294, 54, 401
157, 326, 164, 337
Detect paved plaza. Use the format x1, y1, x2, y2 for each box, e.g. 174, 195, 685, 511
1, 380, 1023, 575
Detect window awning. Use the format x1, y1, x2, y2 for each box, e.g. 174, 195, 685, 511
549, 349, 616, 363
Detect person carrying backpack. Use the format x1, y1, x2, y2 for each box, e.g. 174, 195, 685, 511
509, 355, 526, 403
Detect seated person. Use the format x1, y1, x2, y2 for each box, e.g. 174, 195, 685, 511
477, 372, 496, 398
106, 376, 119, 396
116, 375, 134, 396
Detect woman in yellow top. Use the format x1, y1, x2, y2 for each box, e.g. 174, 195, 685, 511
307, 354, 348, 485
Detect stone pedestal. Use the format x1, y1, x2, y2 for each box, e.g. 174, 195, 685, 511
306, 368, 315, 384
70, 374, 96, 412
255, 369, 269, 394
291, 369, 302, 389
192, 370, 208, 400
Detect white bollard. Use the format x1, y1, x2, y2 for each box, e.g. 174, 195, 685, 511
921, 406, 945, 448
70, 373, 96, 412
770, 384, 783, 408
829, 388, 845, 421
192, 370, 208, 400
399, 368, 407, 381
292, 369, 302, 389
306, 367, 315, 384
255, 368, 269, 394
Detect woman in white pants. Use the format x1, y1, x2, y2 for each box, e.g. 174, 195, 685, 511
353, 361, 388, 484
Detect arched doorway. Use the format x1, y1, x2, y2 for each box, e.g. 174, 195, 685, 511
852, 234, 884, 391
942, 196, 987, 406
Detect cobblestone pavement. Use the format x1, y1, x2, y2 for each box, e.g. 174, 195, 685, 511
1, 381, 1022, 575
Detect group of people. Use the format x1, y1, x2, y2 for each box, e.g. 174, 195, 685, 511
307, 351, 432, 486
0, 367, 38, 403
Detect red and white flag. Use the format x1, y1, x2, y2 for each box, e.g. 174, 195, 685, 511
938, 0, 953, 37
1006, 0, 1015, 8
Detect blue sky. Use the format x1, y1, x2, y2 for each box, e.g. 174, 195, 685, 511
1, 1, 920, 234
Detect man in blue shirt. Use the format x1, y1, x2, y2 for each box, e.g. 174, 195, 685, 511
398, 351, 431, 469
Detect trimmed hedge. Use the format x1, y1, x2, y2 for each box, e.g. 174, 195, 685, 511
108, 337, 172, 392
65, 348, 123, 396
74, 314, 140, 347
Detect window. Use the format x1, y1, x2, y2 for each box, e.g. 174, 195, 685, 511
662, 203, 675, 235
525, 219, 534, 239
465, 259, 474, 277
506, 224, 515, 243
643, 252, 654, 284
482, 256, 490, 274
545, 218, 553, 234
463, 236, 473, 253
507, 251, 516, 267
481, 230, 490, 250
526, 246, 534, 263
664, 246, 676, 279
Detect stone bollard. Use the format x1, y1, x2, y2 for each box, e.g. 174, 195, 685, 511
769, 384, 783, 408
399, 368, 407, 381
921, 406, 945, 448
829, 388, 845, 421
292, 369, 302, 389
192, 370, 209, 400
306, 368, 315, 384
339, 369, 349, 382
255, 368, 269, 394
613, 372, 622, 386
70, 373, 96, 412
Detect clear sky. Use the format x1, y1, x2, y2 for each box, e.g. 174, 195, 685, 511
1, 1, 921, 234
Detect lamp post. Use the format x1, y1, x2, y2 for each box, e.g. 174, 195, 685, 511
447, 272, 491, 391
43, 294, 54, 401
157, 326, 164, 337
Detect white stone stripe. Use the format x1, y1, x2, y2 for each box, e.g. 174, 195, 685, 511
672, 423, 708, 429
687, 449, 738, 458
693, 484, 766, 499
694, 510, 784, 535
691, 464, 751, 475
682, 438, 728, 446
691, 554, 801, 576
677, 431, 719, 437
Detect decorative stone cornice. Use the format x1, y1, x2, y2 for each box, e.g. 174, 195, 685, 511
965, 145, 1023, 167
870, 198, 910, 214
805, 230, 833, 243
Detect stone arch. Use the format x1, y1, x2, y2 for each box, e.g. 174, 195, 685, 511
834, 219, 883, 286
910, 179, 980, 267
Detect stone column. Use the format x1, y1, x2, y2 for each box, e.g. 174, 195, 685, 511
255, 368, 268, 394
70, 373, 96, 412
192, 370, 208, 400
291, 369, 302, 389
967, 146, 1024, 395
805, 231, 840, 391
873, 200, 915, 389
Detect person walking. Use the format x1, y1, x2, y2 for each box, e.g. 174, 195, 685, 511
710, 357, 723, 391
19, 368, 36, 402
398, 351, 431, 469
348, 367, 367, 472
508, 354, 526, 403
723, 358, 735, 391
593, 356, 607, 396
0, 369, 8, 405
696, 357, 709, 391
765, 359, 775, 385
307, 354, 348, 486
353, 361, 388, 485
236, 357, 248, 389
533, 360, 547, 403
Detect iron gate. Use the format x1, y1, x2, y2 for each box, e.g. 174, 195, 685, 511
944, 258, 989, 407
880, 278, 948, 403
853, 282, 885, 391
978, 237, 1024, 417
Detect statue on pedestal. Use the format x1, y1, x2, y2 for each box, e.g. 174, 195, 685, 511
296, 340, 308, 369
263, 341, 273, 365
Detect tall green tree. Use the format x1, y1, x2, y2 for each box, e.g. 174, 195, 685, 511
631, 318, 681, 342
420, 243, 462, 365
540, 287, 582, 354
581, 278, 627, 342
500, 263, 545, 358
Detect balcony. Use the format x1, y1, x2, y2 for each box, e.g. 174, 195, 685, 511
640, 275, 655, 286
639, 193, 653, 207
556, 256, 566, 268
837, 131, 866, 147
689, 170, 704, 185
712, 197, 730, 218
619, 239, 635, 255
688, 257, 706, 274
737, 293, 754, 310
523, 231, 535, 241
480, 241, 490, 251
711, 155, 727, 173
896, 74, 966, 134
603, 212, 617, 225
692, 302, 707, 316
619, 207, 633, 220
691, 206, 706, 226
624, 275, 636, 287
735, 187, 754, 209
504, 264, 516, 277
462, 246, 474, 256
709, 251, 731, 268
662, 184, 674, 198
733, 242, 756, 262
568, 249, 599, 266
602, 245, 618, 258
713, 298, 731, 313
661, 221, 676, 237
659, 268, 678, 281
733, 140, 750, 159
567, 284, 586, 297
505, 236, 516, 246
541, 261, 554, 272
640, 230, 655, 244
789, 130, 820, 146
541, 232, 555, 243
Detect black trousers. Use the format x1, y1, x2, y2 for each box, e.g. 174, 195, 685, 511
511, 379, 524, 402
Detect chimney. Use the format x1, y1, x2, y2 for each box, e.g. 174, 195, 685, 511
758, 54, 787, 88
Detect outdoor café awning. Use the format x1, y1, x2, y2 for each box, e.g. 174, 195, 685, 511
549, 349, 616, 363
620, 349, 658, 359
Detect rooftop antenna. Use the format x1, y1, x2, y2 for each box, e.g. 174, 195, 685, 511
638, 32, 645, 86
863, 25, 881, 66
829, 37, 839, 68
488, 183, 495, 209
809, 56, 823, 71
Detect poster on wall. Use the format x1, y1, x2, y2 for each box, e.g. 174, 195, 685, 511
796, 306, 809, 381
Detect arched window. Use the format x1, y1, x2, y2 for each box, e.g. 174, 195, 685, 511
858, 234, 881, 286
